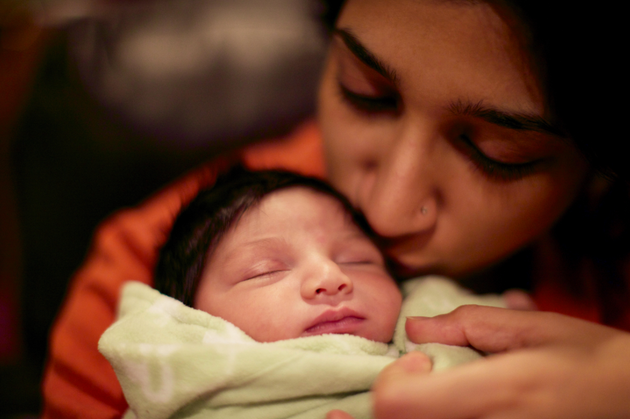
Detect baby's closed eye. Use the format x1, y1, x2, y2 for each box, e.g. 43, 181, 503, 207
336, 245, 385, 267
241, 260, 289, 281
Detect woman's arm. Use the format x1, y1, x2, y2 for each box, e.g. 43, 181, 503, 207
368, 306, 630, 419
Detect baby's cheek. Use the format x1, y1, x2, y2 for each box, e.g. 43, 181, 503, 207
240, 301, 306, 343
237, 317, 287, 342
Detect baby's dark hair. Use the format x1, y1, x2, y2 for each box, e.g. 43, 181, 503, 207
154, 166, 367, 306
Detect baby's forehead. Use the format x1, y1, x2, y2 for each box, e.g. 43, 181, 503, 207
235, 186, 367, 235
263, 185, 358, 217
208, 186, 370, 264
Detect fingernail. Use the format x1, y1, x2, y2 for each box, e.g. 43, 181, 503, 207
406, 316, 430, 321
397, 352, 432, 373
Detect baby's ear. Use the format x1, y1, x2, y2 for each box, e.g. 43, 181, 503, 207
502, 289, 537, 311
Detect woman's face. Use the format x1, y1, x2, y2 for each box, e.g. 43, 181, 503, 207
318, 0, 589, 279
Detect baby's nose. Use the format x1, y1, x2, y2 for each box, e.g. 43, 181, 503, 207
301, 261, 353, 300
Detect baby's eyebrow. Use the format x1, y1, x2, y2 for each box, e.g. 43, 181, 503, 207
221, 237, 286, 262
336, 229, 380, 251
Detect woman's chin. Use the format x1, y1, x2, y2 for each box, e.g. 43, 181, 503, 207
386, 257, 437, 279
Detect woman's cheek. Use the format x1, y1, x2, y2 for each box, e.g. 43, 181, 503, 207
488, 175, 572, 248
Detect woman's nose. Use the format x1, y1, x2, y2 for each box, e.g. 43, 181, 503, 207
300, 259, 353, 301
360, 122, 440, 238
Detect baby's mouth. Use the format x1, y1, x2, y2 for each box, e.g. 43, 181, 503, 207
304, 309, 365, 336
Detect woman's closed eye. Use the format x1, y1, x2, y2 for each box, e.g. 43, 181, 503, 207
458, 133, 541, 181
338, 82, 400, 114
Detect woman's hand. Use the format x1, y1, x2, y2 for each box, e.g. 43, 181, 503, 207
370, 306, 630, 419
325, 353, 432, 419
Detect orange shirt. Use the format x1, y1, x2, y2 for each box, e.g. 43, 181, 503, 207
41, 120, 627, 418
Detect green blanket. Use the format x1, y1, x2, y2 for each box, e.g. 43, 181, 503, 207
99, 276, 504, 419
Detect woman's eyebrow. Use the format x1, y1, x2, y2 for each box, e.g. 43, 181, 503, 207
333, 28, 399, 85
448, 100, 565, 137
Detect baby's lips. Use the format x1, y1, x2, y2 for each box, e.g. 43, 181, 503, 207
303, 307, 365, 335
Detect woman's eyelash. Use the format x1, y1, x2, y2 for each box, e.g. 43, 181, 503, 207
458, 135, 540, 181
337, 83, 399, 113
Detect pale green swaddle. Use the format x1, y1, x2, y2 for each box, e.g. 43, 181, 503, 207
99, 276, 504, 419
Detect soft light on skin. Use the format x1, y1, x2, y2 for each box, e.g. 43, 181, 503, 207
194, 187, 402, 343
317, 0, 589, 279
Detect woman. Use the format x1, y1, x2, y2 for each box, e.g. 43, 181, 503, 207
43, 0, 630, 418
320, 3, 630, 417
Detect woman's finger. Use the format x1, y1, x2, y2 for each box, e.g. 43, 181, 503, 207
405, 305, 617, 352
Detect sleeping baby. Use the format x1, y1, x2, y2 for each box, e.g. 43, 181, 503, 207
99, 167, 505, 419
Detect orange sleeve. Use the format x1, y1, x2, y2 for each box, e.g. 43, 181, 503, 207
532, 234, 630, 332
240, 120, 325, 176
41, 121, 324, 419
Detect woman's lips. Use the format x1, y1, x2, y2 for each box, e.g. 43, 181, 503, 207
303, 309, 365, 336
385, 257, 427, 279
376, 233, 435, 278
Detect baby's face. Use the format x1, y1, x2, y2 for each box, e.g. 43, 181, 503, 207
194, 187, 402, 343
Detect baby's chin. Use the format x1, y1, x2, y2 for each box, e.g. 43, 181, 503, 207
301, 319, 394, 343
252, 319, 394, 343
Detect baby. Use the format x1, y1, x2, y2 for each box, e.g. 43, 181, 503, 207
99, 168, 504, 419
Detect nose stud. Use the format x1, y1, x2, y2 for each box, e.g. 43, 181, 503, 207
420, 206, 428, 215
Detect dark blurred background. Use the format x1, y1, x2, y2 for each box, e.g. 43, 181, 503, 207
0, 1, 326, 416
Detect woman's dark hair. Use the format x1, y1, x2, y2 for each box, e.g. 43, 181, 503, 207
154, 166, 367, 306
506, 1, 627, 182
505, 1, 630, 326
